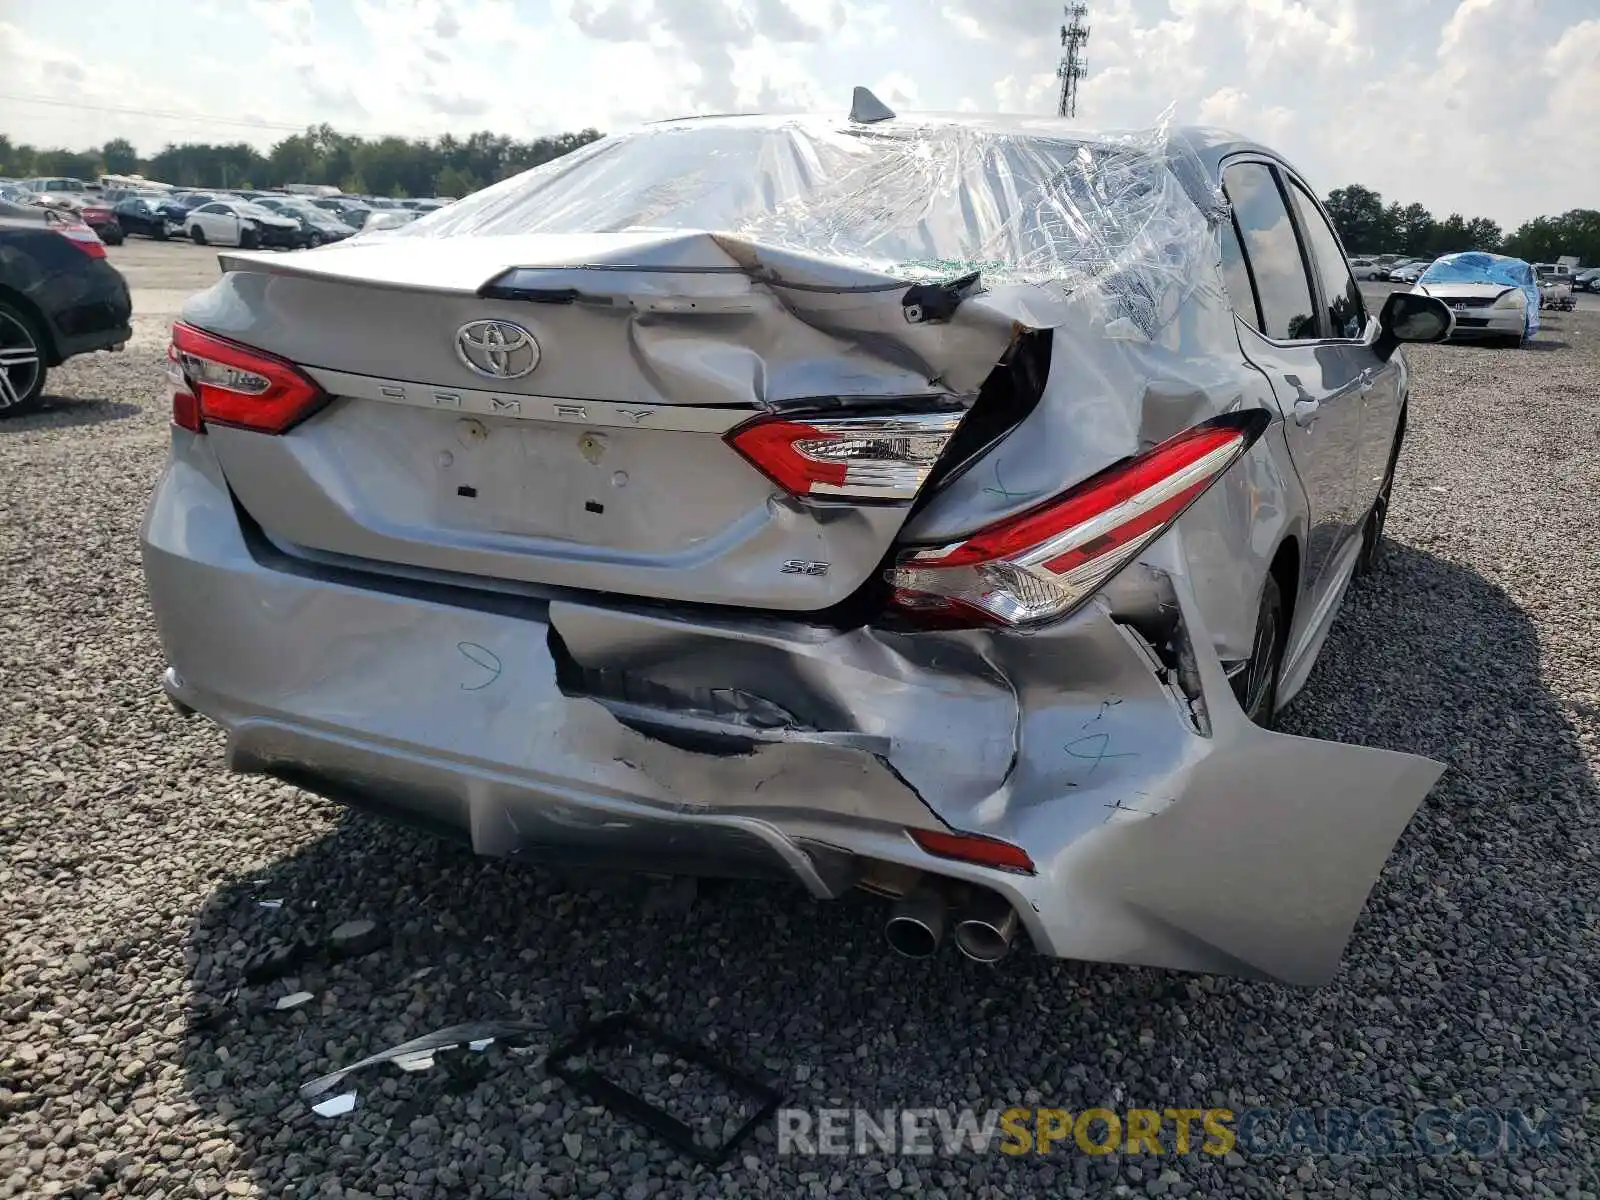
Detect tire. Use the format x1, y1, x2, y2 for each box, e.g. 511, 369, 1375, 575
306, 231, 321, 247
154, 225, 169, 242
1356, 419, 1404, 578
103, 230, 124, 246
240, 228, 259, 250
190, 225, 206, 245
1231, 573, 1285, 728
0, 301, 49, 418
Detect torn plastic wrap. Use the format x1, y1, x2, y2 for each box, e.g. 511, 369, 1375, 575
1417, 252, 1541, 337
391, 113, 1220, 323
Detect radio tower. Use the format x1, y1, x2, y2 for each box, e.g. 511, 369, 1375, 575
1057, 4, 1091, 118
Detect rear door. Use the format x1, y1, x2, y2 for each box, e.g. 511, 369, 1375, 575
1217, 159, 1368, 596
1279, 176, 1399, 534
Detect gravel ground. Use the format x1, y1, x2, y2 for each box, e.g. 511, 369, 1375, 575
2, 249, 1598, 1199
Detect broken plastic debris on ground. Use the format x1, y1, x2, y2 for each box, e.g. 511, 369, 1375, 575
299, 1010, 783, 1166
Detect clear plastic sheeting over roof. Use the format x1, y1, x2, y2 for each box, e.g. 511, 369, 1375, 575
392, 114, 1221, 320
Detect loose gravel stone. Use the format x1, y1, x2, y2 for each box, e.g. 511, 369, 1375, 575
1, 251, 1596, 1200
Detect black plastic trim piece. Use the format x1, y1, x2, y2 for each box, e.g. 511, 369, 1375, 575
545, 1013, 783, 1166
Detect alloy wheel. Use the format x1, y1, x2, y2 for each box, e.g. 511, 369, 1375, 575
1229, 575, 1284, 728
1236, 600, 1279, 722
1357, 428, 1403, 578
0, 308, 43, 412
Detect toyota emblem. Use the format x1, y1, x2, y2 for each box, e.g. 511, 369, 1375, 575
455, 319, 541, 380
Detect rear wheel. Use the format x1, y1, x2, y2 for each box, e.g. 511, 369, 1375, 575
1230, 574, 1285, 728
1356, 421, 1404, 578
0, 302, 48, 418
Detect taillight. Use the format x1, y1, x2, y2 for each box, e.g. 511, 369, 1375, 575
167, 322, 328, 435
884, 410, 1271, 628
726, 410, 964, 502
54, 222, 106, 259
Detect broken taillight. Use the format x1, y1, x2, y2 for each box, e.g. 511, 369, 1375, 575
726, 410, 965, 502
167, 322, 328, 435
885, 410, 1271, 628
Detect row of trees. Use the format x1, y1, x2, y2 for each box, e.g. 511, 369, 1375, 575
1323, 183, 1599, 266
0, 125, 603, 199
2, 127, 1593, 261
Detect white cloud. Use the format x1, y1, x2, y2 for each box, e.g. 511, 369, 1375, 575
940, 5, 991, 42
0, 0, 1594, 227
1196, 86, 1292, 145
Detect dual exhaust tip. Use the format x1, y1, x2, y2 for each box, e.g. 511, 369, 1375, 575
883, 886, 1020, 963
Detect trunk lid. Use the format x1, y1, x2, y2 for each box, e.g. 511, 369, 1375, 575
181, 231, 1022, 611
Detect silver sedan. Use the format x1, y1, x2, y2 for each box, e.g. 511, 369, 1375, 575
141, 100, 1455, 986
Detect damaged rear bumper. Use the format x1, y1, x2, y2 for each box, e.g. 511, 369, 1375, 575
141, 435, 1443, 986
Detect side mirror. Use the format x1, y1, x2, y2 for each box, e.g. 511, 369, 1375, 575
1373, 291, 1453, 362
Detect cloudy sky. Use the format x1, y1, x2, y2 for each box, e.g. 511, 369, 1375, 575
2, 0, 1595, 226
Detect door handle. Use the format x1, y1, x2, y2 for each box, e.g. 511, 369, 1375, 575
1292, 398, 1321, 427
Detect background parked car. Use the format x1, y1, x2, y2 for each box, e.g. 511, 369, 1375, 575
252, 197, 357, 245
76, 198, 124, 246
1413, 252, 1539, 348
1347, 257, 1385, 280
20, 176, 91, 197
1573, 267, 1600, 293
186, 200, 305, 249
1391, 260, 1432, 283
356, 209, 421, 233
1534, 263, 1576, 310
309, 196, 372, 225
0, 198, 131, 416
112, 195, 175, 240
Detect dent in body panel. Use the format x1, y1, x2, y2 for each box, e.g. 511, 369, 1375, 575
548, 600, 1020, 815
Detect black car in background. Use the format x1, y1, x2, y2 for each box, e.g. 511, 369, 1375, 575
1574, 267, 1600, 293
153, 191, 222, 225
113, 195, 175, 240
0, 199, 132, 416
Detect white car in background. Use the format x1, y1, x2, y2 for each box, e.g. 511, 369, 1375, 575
185, 200, 305, 250
1347, 258, 1385, 280
355, 209, 421, 234
1391, 261, 1431, 284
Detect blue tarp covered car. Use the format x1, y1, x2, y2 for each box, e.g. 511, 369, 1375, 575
1416, 252, 1540, 342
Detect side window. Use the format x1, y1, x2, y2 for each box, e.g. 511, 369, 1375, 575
197, 204, 224, 215
1219, 216, 1263, 334
1285, 181, 1366, 339
1221, 163, 1318, 341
